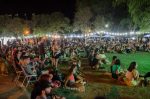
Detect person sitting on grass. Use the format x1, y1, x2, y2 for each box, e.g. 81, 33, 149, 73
110, 56, 117, 73
70, 49, 78, 60
64, 59, 85, 92
36, 80, 65, 99
142, 72, 150, 86
92, 50, 100, 69
99, 50, 110, 65
31, 74, 64, 99
124, 62, 144, 86
71, 58, 85, 84
88, 49, 95, 69
111, 59, 124, 80
64, 64, 76, 87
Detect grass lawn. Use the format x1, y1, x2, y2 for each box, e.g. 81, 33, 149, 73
30, 52, 150, 99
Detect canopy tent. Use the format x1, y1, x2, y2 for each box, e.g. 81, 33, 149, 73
144, 34, 150, 38
88, 34, 100, 38
102, 34, 115, 38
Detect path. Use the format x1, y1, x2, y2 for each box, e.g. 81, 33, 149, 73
0, 76, 30, 99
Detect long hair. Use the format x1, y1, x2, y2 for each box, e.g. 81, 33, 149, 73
112, 56, 117, 61
127, 61, 136, 72
114, 59, 120, 65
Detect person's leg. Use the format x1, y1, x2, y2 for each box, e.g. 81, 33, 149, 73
75, 75, 84, 83
52, 58, 55, 67
55, 59, 58, 68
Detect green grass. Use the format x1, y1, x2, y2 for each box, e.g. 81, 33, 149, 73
106, 52, 150, 74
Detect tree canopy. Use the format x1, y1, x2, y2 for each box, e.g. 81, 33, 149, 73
0, 0, 149, 37
114, 0, 150, 32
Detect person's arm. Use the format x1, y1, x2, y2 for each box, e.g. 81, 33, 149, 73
132, 69, 139, 80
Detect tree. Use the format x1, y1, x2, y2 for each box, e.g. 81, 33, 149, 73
6, 17, 26, 37
93, 15, 106, 32
48, 12, 71, 34
0, 15, 12, 37
32, 14, 51, 35
73, 6, 93, 34
119, 17, 136, 32
32, 13, 71, 35
114, 0, 150, 32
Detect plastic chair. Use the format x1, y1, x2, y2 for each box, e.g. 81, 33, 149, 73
20, 66, 37, 88
12, 61, 23, 84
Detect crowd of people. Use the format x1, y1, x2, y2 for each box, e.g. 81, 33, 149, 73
0, 36, 150, 99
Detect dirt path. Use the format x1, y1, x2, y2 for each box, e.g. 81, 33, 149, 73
0, 76, 30, 99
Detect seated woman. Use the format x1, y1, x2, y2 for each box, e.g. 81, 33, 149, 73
124, 62, 144, 86
99, 50, 110, 65
92, 51, 100, 69
64, 59, 85, 92
110, 56, 117, 73
111, 59, 124, 80
72, 58, 85, 84
88, 49, 95, 69
31, 79, 65, 99
70, 49, 78, 60
64, 65, 76, 87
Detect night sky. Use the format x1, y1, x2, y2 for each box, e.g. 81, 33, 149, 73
0, 0, 128, 27
0, 0, 76, 20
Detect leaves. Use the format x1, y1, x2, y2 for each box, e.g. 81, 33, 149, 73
115, 0, 150, 31
93, 15, 106, 31
74, 6, 93, 34
32, 12, 71, 35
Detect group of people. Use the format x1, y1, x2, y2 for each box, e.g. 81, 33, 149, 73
86, 37, 150, 54
0, 36, 150, 99
0, 37, 87, 99
110, 56, 150, 86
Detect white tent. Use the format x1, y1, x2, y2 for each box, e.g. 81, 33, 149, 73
89, 34, 100, 38
102, 34, 114, 38
144, 34, 150, 37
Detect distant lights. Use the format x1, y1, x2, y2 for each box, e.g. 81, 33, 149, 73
105, 24, 109, 28
132, 37, 136, 40
23, 30, 30, 36
130, 32, 135, 34
45, 34, 51, 37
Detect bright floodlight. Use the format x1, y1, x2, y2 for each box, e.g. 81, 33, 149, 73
24, 30, 30, 35
130, 32, 134, 34
105, 24, 109, 28
132, 37, 135, 40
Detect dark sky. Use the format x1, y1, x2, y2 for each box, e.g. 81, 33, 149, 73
0, 0, 76, 20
